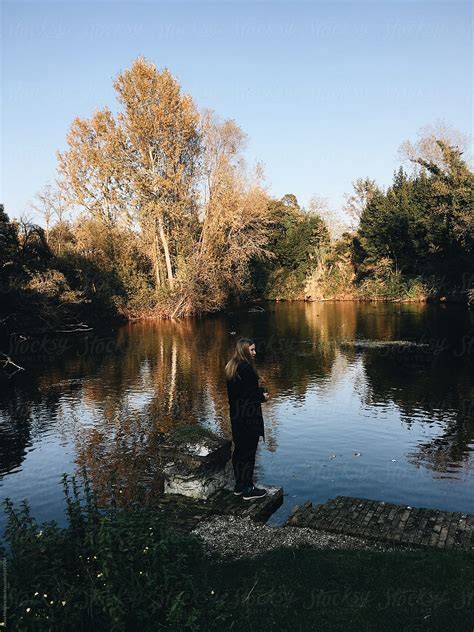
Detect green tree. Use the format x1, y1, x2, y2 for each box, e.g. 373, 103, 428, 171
252, 195, 330, 298
355, 141, 473, 297
414, 141, 474, 264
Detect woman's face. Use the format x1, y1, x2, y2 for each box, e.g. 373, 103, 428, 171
249, 343, 256, 359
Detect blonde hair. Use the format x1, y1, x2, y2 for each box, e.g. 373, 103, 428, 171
225, 337, 258, 381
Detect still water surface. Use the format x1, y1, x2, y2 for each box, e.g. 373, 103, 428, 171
1, 301, 473, 532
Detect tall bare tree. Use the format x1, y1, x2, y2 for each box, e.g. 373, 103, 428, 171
398, 120, 472, 172
308, 195, 348, 240
342, 178, 379, 227
31, 182, 70, 253
200, 109, 247, 205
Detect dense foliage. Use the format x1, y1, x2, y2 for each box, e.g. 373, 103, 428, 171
355, 142, 474, 300
0, 206, 126, 341
251, 194, 330, 299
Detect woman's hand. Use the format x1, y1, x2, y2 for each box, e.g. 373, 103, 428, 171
263, 391, 269, 401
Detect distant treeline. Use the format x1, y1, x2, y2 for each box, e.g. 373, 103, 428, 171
1, 57, 473, 338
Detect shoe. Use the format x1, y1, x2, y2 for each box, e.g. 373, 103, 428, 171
242, 485, 267, 500
233, 484, 244, 496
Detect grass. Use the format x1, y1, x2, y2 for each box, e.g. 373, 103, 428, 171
206, 545, 474, 632
2, 473, 473, 631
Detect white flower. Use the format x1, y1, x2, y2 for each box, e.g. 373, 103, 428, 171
97, 572, 103, 578
26, 608, 31, 613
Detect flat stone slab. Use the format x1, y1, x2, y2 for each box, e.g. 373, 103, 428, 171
207, 485, 284, 523
285, 496, 474, 551
153, 486, 284, 532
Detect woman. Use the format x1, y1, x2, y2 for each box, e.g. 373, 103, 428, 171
225, 337, 269, 500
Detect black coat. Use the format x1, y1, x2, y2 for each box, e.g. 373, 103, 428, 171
226, 360, 266, 441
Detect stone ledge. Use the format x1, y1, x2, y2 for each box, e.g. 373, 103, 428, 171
207, 485, 284, 523
285, 496, 474, 551
152, 485, 284, 531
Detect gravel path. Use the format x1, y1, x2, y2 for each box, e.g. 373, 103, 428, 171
191, 515, 413, 562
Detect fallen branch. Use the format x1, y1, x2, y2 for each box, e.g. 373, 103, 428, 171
54, 323, 93, 333
243, 577, 259, 603
0, 314, 14, 326
55, 328, 93, 333
1, 352, 25, 377
170, 297, 185, 319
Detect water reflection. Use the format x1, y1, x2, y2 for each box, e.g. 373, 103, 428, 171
75, 413, 166, 508
0, 302, 473, 524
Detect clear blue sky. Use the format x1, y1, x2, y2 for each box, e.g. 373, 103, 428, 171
1, 1, 472, 224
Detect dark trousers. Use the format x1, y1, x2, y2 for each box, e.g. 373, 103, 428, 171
231, 428, 260, 488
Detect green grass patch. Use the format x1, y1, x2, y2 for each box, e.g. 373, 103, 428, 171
207, 545, 474, 632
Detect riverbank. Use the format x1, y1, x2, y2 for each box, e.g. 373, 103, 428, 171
1, 288, 470, 368
2, 489, 473, 632
120, 289, 474, 324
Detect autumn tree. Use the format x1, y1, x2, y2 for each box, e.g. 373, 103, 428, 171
180, 110, 274, 314
58, 109, 130, 228
57, 57, 203, 309
57, 107, 130, 265
113, 58, 201, 292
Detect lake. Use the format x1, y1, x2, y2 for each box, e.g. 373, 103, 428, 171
1, 301, 473, 533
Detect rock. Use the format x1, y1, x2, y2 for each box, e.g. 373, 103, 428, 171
157, 425, 231, 469
163, 460, 235, 499
157, 424, 233, 499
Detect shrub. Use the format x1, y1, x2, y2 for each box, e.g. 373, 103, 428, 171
0, 473, 217, 631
